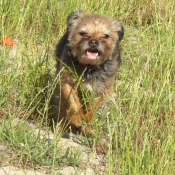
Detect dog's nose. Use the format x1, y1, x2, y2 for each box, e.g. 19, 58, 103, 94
88, 39, 99, 47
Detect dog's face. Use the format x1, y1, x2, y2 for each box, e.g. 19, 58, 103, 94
67, 10, 124, 65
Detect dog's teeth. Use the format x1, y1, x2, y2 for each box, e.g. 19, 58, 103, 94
86, 51, 98, 59
95, 53, 98, 59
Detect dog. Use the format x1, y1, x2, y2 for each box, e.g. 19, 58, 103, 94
52, 10, 124, 136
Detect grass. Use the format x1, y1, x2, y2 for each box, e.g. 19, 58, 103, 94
0, 0, 175, 174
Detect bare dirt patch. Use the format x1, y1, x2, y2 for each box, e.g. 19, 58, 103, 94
0, 121, 106, 175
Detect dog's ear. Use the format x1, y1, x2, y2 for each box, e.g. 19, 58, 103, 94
112, 20, 124, 41
67, 10, 83, 30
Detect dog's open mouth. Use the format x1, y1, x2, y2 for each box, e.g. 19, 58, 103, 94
85, 50, 99, 60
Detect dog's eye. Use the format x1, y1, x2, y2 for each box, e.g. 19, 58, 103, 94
79, 31, 87, 36
104, 34, 110, 39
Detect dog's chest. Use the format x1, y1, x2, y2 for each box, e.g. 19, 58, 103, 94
82, 81, 93, 93
71, 67, 98, 94
78, 69, 104, 95
72, 61, 114, 95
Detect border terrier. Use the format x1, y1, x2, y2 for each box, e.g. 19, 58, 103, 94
52, 10, 124, 136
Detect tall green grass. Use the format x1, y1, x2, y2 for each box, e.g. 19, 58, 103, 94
0, 0, 175, 174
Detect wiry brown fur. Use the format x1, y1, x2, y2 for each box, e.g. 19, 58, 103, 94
51, 10, 124, 136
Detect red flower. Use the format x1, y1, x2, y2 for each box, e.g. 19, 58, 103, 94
0, 36, 13, 47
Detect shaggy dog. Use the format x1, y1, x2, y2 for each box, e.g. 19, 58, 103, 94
52, 10, 124, 136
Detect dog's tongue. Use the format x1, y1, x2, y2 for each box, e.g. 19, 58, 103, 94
86, 51, 98, 59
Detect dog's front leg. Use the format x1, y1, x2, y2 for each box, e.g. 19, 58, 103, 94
82, 96, 103, 123
61, 83, 83, 128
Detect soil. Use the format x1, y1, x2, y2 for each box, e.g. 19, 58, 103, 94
0, 122, 106, 175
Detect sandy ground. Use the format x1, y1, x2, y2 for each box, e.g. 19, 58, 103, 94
0, 124, 106, 175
